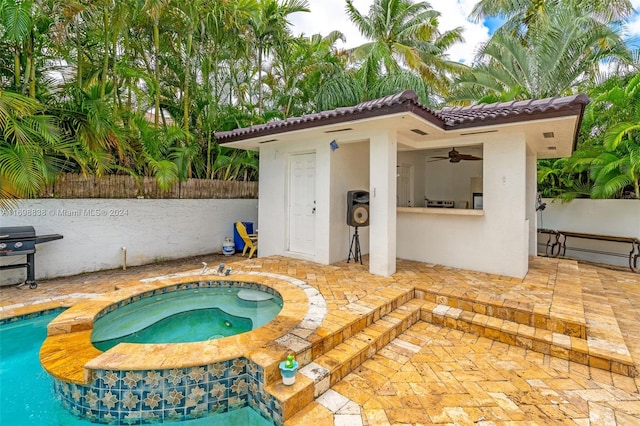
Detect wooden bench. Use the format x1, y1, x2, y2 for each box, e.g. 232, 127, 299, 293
538, 229, 640, 273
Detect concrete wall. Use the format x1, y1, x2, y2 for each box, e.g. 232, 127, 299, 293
397, 134, 530, 278
257, 138, 333, 264
330, 141, 370, 263
0, 198, 258, 286
537, 199, 640, 268
257, 137, 373, 266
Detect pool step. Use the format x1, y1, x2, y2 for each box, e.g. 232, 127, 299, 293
261, 296, 423, 422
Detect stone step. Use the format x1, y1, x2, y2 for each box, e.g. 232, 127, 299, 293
579, 266, 637, 377
262, 297, 423, 423
309, 298, 424, 391
420, 300, 636, 377
414, 284, 587, 339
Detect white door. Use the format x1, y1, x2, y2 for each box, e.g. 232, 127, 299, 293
397, 164, 413, 207
289, 153, 316, 254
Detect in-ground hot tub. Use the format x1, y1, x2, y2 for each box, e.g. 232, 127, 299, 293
91, 286, 283, 350
40, 273, 319, 425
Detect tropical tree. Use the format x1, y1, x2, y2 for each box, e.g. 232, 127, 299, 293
0, 90, 75, 207
470, 0, 634, 39
565, 72, 640, 199
345, 0, 463, 103
247, 0, 309, 115
450, 11, 630, 102
0, 0, 58, 97
267, 31, 351, 115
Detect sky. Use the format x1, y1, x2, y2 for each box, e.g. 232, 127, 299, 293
289, 0, 640, 65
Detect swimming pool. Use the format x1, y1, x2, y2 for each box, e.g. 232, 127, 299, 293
0, 311, 275, 425
91, 287, 282, 350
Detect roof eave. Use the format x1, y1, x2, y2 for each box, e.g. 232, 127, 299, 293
216, 102, 445, 145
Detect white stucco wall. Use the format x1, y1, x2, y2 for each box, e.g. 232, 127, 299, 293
0, 198, 257, 286
257, 138, 333, 264
329, 141, 370, 263
538, 199, 640, 267
369, 130, 397, 276
397, 134, 530, 278
526, 148, 538, 255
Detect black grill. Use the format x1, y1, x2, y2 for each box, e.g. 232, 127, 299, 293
0, 226, 63, 288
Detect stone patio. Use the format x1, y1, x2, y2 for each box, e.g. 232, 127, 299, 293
1, 254, 639, 425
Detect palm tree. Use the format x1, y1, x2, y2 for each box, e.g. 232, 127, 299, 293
450, 12, 630, 102
566, 72, 640, 199
0, 90, 74, 207
470, 0, 634, 39
0, 0, 57, 97
345, 0, 463, 102
142, 0, 172, 127
247, 0, 309, 115
269, 31, 350, 115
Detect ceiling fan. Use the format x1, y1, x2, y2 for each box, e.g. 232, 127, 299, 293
428, 147, 482, 163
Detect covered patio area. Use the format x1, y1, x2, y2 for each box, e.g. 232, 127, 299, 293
2, 254, 639, 424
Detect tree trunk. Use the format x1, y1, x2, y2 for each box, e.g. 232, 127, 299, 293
13, 50, 21, 91
153, 21, 160, 127
257, 46, 263, 115
100, 9, 110, 98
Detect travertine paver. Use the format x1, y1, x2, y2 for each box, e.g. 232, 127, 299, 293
325, 322, 640, 425
2, 253, 640, 425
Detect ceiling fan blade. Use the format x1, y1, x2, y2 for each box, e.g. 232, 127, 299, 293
427, 157, 449, 162
459, 154, 483, 161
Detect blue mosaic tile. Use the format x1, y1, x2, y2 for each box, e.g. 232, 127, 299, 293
0, 308, 65, 325
120, 409, 143, 425
50, 286, 286, 424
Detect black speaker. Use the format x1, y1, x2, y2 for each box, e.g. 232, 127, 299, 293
347, 190, 369, 227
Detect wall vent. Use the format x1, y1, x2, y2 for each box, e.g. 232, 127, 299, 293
324, 128, 353, 133
459, 130, 498, 136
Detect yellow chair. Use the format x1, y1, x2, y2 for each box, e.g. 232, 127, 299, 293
235, 222, 258, 259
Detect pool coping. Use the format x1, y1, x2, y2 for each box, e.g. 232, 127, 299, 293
40, 273, 312, 385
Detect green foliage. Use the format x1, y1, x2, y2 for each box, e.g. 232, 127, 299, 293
345, 0, 463, 102
0, 90, 75, 208
451, 11, 630, 102
0, 0, 638, 204
565, 72, 640, 199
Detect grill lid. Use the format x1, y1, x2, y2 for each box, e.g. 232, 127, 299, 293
0, 226, 36, 240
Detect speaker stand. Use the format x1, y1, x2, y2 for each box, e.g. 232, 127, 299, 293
347, 227, 362, 265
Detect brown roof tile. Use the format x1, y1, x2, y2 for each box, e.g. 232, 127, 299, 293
215, 91, 589, 143
437, 94, 590, 128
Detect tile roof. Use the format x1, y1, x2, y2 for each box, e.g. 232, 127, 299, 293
215, 90, 589, 143
437, 94, 590, 129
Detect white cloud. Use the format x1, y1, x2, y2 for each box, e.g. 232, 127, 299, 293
289, 0, 488, 64
623, 0, 640, 43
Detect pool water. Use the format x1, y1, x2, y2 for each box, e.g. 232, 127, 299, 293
91, 287, 282, 350
0, 312, 275, 426
93, 308, 253, 350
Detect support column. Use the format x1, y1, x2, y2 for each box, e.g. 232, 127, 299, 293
369, 130, 396, 276
526, 147, 538, 256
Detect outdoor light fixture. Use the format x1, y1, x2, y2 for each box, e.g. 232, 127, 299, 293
330, 139, 339, 151
536, 193, 547, 211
